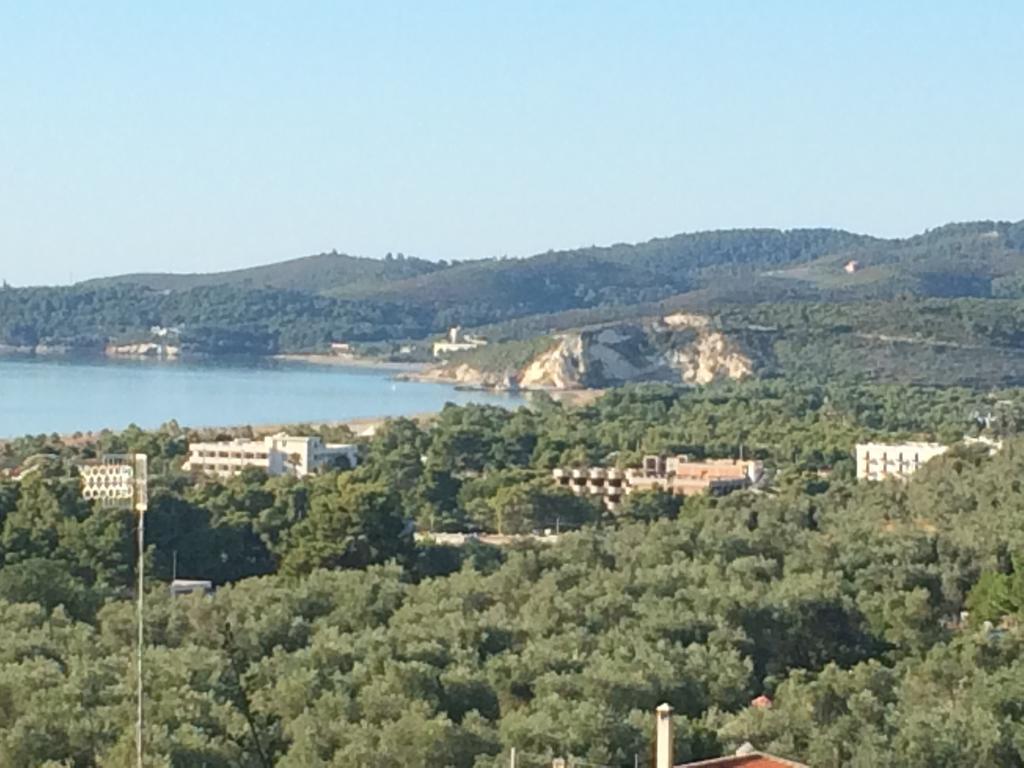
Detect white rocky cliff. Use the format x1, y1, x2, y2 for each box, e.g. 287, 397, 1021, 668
660, 313, 753, 385
421, 313, 753, 391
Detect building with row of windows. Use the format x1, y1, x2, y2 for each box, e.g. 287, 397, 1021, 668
553, 454, 763, 509
854, 441, 949, 481
182, 433, 358, 479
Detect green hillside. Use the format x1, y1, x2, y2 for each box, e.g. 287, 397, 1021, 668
719, 298, 1024, 387
766, 220, 1024, 298
3, 219, 1023, 375
81, 251, 444, 295
71, 221, 1024, 316
344, 228, 872, 311
455, 297, 1024, 389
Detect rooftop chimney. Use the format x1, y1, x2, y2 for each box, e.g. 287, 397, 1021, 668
656, 703, 674, 768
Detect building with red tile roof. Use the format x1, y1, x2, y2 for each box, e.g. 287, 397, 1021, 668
676, 749, 808, 768
653, 703, 807, 768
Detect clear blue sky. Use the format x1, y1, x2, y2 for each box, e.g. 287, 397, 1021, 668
1, 1, 1021, 286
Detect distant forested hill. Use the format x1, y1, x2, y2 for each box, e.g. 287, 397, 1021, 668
337, 228, 871, 321
2, 220, 1022, 363
81, 251, 444, 295
764, 220, 1024, 299
0, 284, 435, 352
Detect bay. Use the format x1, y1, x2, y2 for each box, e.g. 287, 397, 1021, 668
0, 356, 523, 438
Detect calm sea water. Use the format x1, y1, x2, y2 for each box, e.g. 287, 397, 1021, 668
0, 357, 523, 438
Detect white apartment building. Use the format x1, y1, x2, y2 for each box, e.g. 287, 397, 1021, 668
183, 433, 358, 479
432, 326, 488, 358
855, 441, 948, 481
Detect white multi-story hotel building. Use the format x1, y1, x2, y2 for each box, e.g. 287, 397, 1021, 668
855, 441, 948, 481
183, 434, 358, 479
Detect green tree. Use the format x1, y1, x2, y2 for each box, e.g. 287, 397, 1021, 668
280, 475, 410, 575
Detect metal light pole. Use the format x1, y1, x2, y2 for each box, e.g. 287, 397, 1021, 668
80, 453, 148, 768
133, 454, 148, 768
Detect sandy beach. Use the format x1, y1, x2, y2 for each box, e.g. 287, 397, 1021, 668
272, 354, 428, 372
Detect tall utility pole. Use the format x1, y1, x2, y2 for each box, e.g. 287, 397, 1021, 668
133, 454, 148, 768
80, 453, 148, 768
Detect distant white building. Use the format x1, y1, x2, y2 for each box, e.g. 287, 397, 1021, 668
432, 326, 488, 358
183, 433, 358, 478
855, 441, 948, 481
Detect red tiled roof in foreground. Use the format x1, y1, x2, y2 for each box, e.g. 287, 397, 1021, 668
677, 753, 808, 768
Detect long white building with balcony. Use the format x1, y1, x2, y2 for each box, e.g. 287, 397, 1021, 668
183, 433, 358, 479
855, 441, 948, 481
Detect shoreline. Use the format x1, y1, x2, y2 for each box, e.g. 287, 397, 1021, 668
399, 368, 606, 406
202, 412, 441, 439
0, 355, 602, 443
271, 353, 428, 372
0, 389, 601, 446
1, 412, 443, 448
0, 347, 430, 372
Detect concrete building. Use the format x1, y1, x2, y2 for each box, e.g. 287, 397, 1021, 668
183, 433, 358, 479
855, 441, 948, 481
432, 326, 488, 358
631, 455, 763, 496
553, 454, 763, 509
553, 466, 629, 507
169, 579, 213, 598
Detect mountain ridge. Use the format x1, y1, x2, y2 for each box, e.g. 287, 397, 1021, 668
2, 218, 1022, 375
73, 220, 1023, 309
79, 251, 444, 294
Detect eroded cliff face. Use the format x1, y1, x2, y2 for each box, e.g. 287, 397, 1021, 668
518, 335, 585, 389
670, 330, 752, 384
659, 312, 753, 385
426, 314, 753, 390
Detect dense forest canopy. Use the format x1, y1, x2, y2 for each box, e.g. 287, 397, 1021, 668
0, 284, 437, 351
3, 382, 1024, 765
